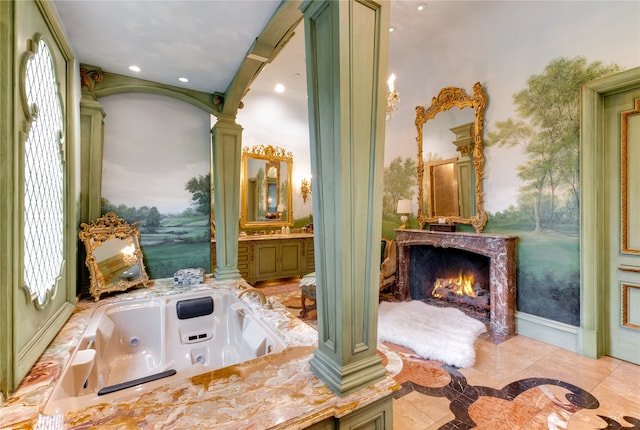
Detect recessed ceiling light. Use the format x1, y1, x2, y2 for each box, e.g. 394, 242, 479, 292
178, 77, 189, 83
417, 3, 427, 11
128, 65, 141, 72
389, 26, 396, 33
274, 83, 285, 93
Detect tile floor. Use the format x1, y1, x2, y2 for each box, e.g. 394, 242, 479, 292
261, 281, 640, 430
387, 336, 640, 430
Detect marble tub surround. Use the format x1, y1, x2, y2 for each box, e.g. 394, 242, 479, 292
0, 277, 399, 429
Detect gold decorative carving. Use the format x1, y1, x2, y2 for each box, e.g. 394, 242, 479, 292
457, 145, 471, 156
79, 212, 149, 301
79, 65, 104, 94
621, 98, 640, 254
244, 144, 293, 160
415, 82, 488, 232
622, 283, 640, 330
619, 265, 640, 273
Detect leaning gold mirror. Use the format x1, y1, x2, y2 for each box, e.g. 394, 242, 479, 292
416, 82, 488, 233
79, 212, 149, 301
240, 144, 293, 229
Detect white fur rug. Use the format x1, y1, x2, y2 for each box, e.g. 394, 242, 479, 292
378, 300, 487, 368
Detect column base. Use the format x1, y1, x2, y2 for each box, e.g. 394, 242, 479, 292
213, 267, 241, 281
310, 347, 387, 397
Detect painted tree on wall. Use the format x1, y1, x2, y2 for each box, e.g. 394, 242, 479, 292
185, 174, 211, 215
485, 57, 621, 326
487, 56, 620, 232
383, 156, 416, 217
101, 198, 163, 232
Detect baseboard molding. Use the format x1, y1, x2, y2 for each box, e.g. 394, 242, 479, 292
515, 311, 580, 353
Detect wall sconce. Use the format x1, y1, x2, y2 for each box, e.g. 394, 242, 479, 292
396, 199, 411, 229
386, 73, 399, 120
301, 177, 312, 203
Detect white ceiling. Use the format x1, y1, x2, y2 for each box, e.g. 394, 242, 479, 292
51, 0, 284, 94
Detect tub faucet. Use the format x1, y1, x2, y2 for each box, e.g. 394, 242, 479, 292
237, 287, 267, 305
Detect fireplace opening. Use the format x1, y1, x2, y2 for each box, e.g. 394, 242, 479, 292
410, 245, 490, 321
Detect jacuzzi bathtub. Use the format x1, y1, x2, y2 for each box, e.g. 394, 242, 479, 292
44, 288, 287, 415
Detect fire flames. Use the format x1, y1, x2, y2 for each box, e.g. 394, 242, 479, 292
432, 272, 476, 298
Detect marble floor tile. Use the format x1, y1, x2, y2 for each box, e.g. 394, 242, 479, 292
399, 391, 453, 423
387, 334, 640, 430
269, 284, 640, 430
514, 349, 621, 392
392, 395, 436, 430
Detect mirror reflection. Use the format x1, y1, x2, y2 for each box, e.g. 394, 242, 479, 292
79, 212, 149, 301
416, 83, 488, 233
241, 144, 293, 228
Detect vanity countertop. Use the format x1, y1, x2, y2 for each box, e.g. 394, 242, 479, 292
211, 232, 314, 242
0, 277, 398, 429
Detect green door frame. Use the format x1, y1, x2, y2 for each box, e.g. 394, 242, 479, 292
580, 66, 640, 358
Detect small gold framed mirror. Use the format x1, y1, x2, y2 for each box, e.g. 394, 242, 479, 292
79, 212, 149, 301
240, 144, 294, 229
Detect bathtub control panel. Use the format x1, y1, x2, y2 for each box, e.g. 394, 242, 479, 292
181, 329, 213, 344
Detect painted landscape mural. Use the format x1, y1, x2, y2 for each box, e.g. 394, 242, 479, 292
100, 93, 211, 279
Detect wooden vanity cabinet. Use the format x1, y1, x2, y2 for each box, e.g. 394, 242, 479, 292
212, 233, 314, 285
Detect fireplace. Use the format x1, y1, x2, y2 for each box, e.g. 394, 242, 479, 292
395, 229, 517, 343
410, 246, 491, 320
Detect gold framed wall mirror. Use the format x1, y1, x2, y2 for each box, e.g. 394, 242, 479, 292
79, 212, 149, 301
240, 144, 294, 229
415, 82, 488, 233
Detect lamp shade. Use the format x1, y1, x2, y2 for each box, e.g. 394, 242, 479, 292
396, 199, 411, 214
276, 204, 284, 213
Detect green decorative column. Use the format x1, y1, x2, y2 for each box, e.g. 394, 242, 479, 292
301, 0, 390, 396
78, 66, 106, 295
79, 66, 106, 224
211, 115, 242, 281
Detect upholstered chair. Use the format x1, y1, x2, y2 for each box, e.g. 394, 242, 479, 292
380, 239, 397, 291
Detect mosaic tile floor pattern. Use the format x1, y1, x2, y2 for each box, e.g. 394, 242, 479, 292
260, 280, 640, 430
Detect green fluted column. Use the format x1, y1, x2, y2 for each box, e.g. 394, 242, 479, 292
211, 115, 242, 280
79, 92, 106, 224
301, 0, 390, 396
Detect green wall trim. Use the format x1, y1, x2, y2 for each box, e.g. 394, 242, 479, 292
16, 303, 75, 378
89, 67, 221, 115
516, 311, 579, 353
0, 0, 16, 397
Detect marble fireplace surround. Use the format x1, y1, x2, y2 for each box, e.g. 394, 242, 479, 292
395, 229, 517, 343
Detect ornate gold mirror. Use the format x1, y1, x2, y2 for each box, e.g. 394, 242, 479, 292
240, 144, 293, 229
79, 212, 149, 301
416, 82, 488, 233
